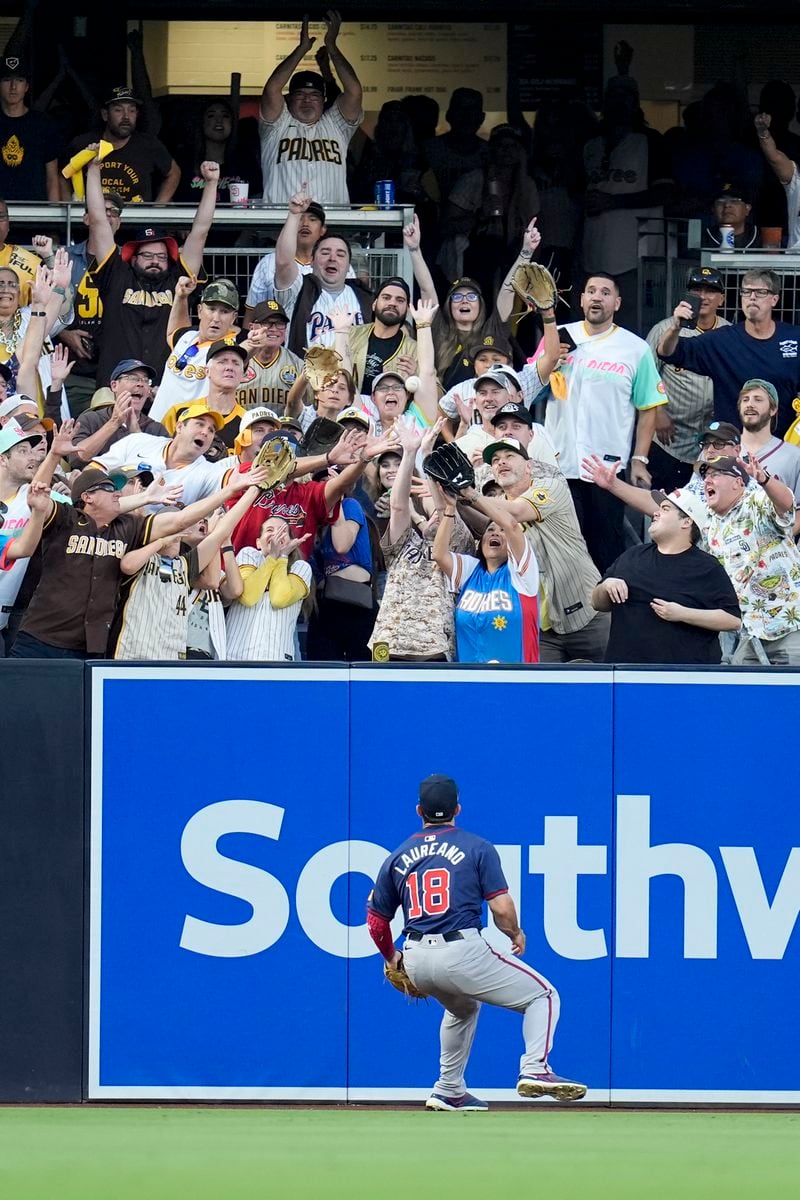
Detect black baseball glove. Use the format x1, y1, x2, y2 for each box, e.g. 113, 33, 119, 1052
423, 442, 475, 495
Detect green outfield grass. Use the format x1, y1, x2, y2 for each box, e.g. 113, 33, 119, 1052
1, 1108, 799, 1200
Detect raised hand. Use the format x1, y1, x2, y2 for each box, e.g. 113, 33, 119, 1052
289, 181, 312, 215
395, 353, 417, 379
402, 213, 422, 252
49, 343, 75, 390
329, 427, 365, 465
50, 419, 80, 458
31, 234, 53, 260
281, 531, 312, 558
51, 246, 72, 292
27, 480, 53, 513
454, 392, 474, 429
522, 217, 541, 257
394, 420, 423, 454
755, 112, 772, 135
143, 476, 184, 508
329, 304, 354, 333
200, 161, 221, 184
299, 15, 316, 54
31, 263, 54, 308
409, 296, 439, 327
580, 453, 622, 489
324, 9, 342, 47
175, 275, 197, 299
420, 415, 445, 458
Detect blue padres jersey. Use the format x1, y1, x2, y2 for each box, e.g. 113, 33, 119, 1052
369, 825, 509, 934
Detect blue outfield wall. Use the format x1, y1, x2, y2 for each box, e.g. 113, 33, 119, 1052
87, 664, 800, 1103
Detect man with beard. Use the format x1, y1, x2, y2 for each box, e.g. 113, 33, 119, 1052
341, 277, 417, 394
86, 150, 218, 385
235, 301, 303, 413
66, 86, 179, 204
68, 357, 164, 467
736, 379, 800, 500
543, 273, 667, 572
658, 269, 800, 435
150, 277, 241, 422
275, 184, 373, 355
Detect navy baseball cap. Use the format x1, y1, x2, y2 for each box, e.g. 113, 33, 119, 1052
289, 71, 326, 97
491, 401, 533, 428
687, 266, 725, 294
419, 774, 459, 820
111, 358, 157, 383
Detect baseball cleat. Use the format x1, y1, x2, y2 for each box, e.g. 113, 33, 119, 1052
517, 1071, 587, 1101
425, 1091, 488, 1112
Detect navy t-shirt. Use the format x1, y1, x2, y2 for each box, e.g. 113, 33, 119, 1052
662, 321, 800, 437
369, 824, 508, 934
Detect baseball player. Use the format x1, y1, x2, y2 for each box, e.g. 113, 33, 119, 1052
368, 774, 586, 1111
236, 301, 303, 413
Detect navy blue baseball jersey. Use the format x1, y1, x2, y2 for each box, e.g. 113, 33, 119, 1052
369, 825, 509, 934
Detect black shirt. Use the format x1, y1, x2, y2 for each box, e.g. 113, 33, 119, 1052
603, 542, 740, 665
67, 131, 173, 203
91, 249, 189, 385
363, 329, 403, 392
0, 109, 61, 199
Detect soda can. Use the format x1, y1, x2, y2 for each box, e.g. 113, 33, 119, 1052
375, 180, 395, 208
719, 225, 735, 253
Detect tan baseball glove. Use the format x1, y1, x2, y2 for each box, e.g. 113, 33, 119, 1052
251, 435, 296, 489
384, 955, 427, 1000
511, 262, 558, 312
304, 345, 343, 391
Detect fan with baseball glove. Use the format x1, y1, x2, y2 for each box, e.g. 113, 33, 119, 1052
511, 261, 558, 313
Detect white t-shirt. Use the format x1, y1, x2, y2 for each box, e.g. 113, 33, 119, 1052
150, 329, 215, 422
0, 484, 33, 629
456, 422, 560, 468
259, 101, 363, 207
94, 433, 233, 505
784, 164, 800, 250
275, 274, 365, 348
246, 254, 355, 308
545, 321, 667, 479
226, 547, 311, 660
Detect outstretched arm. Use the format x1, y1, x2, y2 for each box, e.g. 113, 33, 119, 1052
167, 276, 196, 342
755, 112, 796, 186
275, 184, 310, 291
182, 162, 219, 275
496, 217, 541, 323
402, 214, 437, 304
261, 17, 315, 123
85, 152, 115, 264
323, 10, 363, 123
388, 421, 422, 544
408, 298, 439, 422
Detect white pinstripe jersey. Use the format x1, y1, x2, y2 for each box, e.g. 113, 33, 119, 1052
225, 547, 311, 661
235, 348, 303, 413
114, 550, 197, 660
188, 586, 227, 660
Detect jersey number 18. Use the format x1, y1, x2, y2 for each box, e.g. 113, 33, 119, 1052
405, 868, 451, 919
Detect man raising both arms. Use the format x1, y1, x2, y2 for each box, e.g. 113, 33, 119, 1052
259, 11, 363, 206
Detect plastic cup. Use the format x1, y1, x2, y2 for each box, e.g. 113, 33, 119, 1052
229, 181, 250, 207
761, 226, 782, 250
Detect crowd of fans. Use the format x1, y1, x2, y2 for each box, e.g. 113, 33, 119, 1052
1, 15, 800, 667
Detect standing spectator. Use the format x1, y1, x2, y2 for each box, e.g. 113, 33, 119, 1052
368, 419, 471, 661
236, 301, 302, 413
287, 362, 356, 433
454, 371, 557, 469
657, 269, 800, 436
582, 73, 672, 331
244, 202, 341, 320
66, 86, 180, 204
647, 266, 730, 493
149, 278, 240, 423
424, 88, 488, 208
0, 250, 73, 403
259, 13, 363, 206
703, 181, 758, 250
225, 517, 312, 662
755, 112, 800, 250
0, 56, 61, 200
591, 487, 740, 664
737, 379, 800, 500
57, 191, 125, 414
753, 83, 800, 236
275, 184, 373, 354
86, 152, 219, 385
544, 274, 667, 572
175, 99, 262, 204
67, 358, 163, 467
0, 417, 45, 655
431, 476, 540, 664
430, 277, 510, 391
337, 277, 417, 394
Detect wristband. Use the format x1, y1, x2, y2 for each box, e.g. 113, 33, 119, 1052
30, 309, 47, 317
415, 322, 432, 329
444, 512, 456, 519
542, 315, 556, 324
761, 469, 771, 485
222, 544, 235, 554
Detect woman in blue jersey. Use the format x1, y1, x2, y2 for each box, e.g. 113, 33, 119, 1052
431, 479, 541, 663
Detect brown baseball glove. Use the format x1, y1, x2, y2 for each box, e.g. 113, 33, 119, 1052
304, 345, 343, 391
511, 262, 558, 313
384, 955, 427, 1000
251, 435, 296, 489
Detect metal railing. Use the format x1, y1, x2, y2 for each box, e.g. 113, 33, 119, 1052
5, 201, 416, 296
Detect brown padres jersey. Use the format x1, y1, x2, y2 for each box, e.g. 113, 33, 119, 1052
236, 348, 302, 414
21, 503, 154, 654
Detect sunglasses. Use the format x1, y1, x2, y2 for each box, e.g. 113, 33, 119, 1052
451, 291, 479, 304
85, 482, 117, 496
175, 344, 200, 372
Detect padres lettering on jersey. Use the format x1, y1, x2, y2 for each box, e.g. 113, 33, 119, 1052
276, 136, 343, 165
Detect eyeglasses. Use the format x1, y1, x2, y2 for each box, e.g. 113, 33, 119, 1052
741, 288, 773, 298
117, 371, 151, 383
137, 251, 169, 263
374, 381, 403, 393
451, 291, 479, 303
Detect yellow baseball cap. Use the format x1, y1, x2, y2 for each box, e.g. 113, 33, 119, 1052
175, 402, 224, 431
